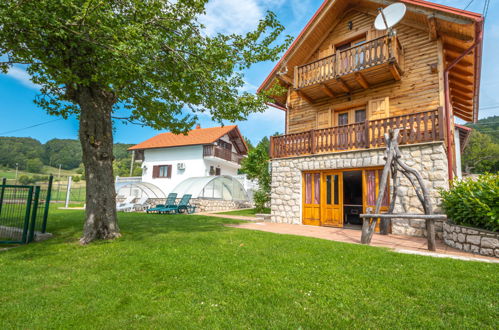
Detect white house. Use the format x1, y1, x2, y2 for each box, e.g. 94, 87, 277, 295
127, 125, 248, 197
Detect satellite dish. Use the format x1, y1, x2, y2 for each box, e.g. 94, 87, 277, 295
374, 3, 407, 32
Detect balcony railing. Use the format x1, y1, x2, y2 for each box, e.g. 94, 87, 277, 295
294, 35, 403, 89
270, 108, 445, 159
203, 145, 243, 164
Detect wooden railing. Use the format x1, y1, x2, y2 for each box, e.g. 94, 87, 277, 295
270, 108, 445, 159
203, 145, 243, 164
295, 35, 403, 89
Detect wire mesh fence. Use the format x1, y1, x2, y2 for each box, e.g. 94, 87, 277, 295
0, 176, 53, 244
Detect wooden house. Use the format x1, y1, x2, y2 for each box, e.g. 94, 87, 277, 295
258, 0, 483, 236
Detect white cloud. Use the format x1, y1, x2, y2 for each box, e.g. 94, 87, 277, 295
200, 0, 263, 35
6, 66, 39, 89
199, 0, 288, 36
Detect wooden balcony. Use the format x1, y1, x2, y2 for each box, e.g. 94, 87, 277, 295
294, 35, 404, 100
270, 108, 445, 159
203, 145, 243, 164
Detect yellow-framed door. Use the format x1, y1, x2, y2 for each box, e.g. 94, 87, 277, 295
321, 171, 343, 227
362, 169, 390, 233
302, 172, 321, 226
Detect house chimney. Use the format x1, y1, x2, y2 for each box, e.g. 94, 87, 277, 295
196, 124, 201, 129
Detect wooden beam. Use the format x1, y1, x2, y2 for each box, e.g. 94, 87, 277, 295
336, 78, 350, 93
449, 66, 473, 77
427, 16, 438, 41
450, 83, 473, 95
453, 100, 473, 111
452, 89, 473, 100
452, 96, 473, 107
449, 71, 473, 82
320, 84, 335, 98
276, 74, 293, 86
453, 104, 473, 116
446, 55, 473, 67
355, 72, 369, 89
449, 74, 473, 87
389, 63, 402, 81
443, 43, 468, 54
453, 108, 473, 121
296, 90, 314, 105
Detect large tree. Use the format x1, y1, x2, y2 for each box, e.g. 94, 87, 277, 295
0, 0, 289, 243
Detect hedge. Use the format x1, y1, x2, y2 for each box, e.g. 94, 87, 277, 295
440, 173, 498, 232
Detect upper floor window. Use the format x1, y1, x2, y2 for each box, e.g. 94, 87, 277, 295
152, 165, 172, 178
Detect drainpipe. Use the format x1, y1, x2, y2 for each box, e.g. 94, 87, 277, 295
443, 20, 483, 183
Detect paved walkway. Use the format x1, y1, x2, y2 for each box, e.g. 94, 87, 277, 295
226, 221, 499, 263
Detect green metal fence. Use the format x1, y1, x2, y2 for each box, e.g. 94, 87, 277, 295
0, 176, 53, 244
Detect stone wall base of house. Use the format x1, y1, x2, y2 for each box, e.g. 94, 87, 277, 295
270, 142, 448, 238
443, 222, 499, 258
391, 219, 444, 239
146, 198, 252, 213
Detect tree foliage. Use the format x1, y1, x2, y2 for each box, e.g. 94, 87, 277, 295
26, 158, 44, 173
462, 130, 499, 174
0, 0, 290, 130
0, 137, 43, 169
0, 0, 290, 242
43, 139, 83, 170
240, 137, 271, 212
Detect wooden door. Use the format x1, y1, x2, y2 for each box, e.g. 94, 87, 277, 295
303, 173, 321, 226
362, 169, 390, 232
321, 172, 343, 227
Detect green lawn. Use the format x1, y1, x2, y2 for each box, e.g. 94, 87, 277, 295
0, 209, 497, 328
218, 208, 270, 216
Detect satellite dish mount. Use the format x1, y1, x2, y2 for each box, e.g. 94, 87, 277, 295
374, 3, 407, 37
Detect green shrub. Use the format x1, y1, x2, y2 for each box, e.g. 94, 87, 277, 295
253, 189, 270, 213
26, 158, 44, 173
440, 173, 499, 232
73, 175, 81, 183
18, 175, 32, 185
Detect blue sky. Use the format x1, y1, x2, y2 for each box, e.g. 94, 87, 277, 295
0, 0, 497, 145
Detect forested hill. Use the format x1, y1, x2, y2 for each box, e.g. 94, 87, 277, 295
0, 137, 134, 171
465, 115, 499, 143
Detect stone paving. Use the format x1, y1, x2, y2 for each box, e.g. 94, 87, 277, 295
225, 221, 499, 263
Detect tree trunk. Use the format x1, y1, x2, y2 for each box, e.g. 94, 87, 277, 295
77, 86, 120, 244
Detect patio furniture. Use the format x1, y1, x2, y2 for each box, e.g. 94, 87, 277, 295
116, 196, 135, 212
132, 196, 149, 212
147, 193, 177, 214
175, 194, 196, 214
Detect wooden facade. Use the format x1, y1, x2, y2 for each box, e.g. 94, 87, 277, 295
261, 1, 482, 167
260, 0, 483, 229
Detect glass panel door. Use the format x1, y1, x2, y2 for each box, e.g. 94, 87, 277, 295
321, 172, 343, 227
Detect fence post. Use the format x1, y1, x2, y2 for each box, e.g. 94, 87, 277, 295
28, 186, 41, 243
0, 178, 6, 216
22, 186, 34, 244
41, 175, 53, 233
65, 176, 72, 208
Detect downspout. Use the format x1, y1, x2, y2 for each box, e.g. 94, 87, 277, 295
443, 19, 483, 183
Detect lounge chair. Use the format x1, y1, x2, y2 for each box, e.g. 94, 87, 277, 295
147, 193, 177, 214
132, 196, 149, 212
162, 194, 196, 214
116, 196, 135, 212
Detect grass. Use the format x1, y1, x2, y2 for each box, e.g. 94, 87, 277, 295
0, 209, 498, 328
218, 208, 270, 217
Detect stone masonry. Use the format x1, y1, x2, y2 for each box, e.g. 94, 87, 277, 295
443, 222, 499, 258
147, 198, 252, 213
270, 142, 449, 238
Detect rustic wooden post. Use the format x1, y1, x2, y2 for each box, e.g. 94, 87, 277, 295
310, 130, 316, 154
335, 50, 341, 76
364, 119, 370, 148
269, 136, 275, 159
437, 106, 445, 140
294, 66, 299, 89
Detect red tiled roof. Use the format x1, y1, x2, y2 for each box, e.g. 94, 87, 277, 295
129, 125, 239, 151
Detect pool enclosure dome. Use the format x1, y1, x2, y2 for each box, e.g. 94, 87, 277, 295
116, 180, 166, 199
171, 175, 249, 201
